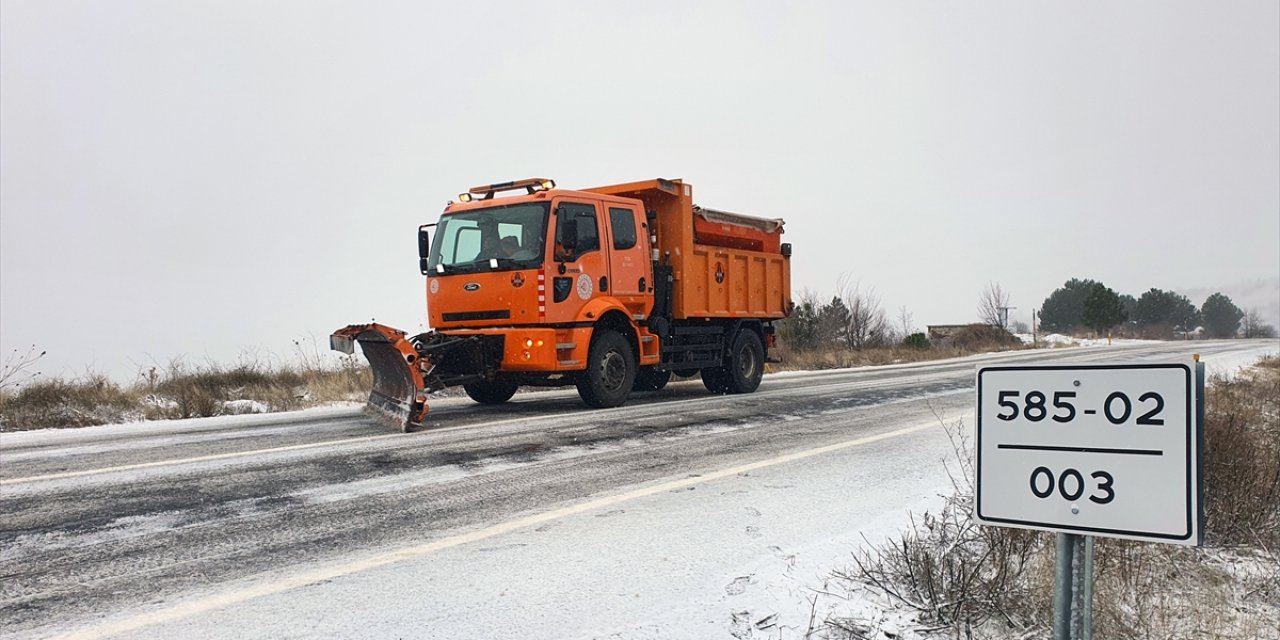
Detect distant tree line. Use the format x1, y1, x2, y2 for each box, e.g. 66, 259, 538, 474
776, 275, 1274, 355
1038, 279, 1275, 339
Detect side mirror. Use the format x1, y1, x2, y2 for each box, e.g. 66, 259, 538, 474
418, 226, 431, 274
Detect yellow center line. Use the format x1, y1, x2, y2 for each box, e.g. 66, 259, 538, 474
49, 419, 948, 640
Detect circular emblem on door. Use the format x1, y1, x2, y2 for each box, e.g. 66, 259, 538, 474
576, 273, 593, 300
464, 283, 481, 292
429, 279, 439, 294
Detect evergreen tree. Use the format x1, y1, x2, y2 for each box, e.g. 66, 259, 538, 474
1039, 278, 1100, 333
1201, 293, 1244, 338
817, 296, 851, 349
1133, 288, 1199, 330
778, 299, 821, 351
1081, 283, 1128, 336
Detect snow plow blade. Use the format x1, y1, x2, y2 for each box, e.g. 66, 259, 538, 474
330, 323, 429, 432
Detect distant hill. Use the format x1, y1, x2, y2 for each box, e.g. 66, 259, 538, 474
1178, 277, 1280, 329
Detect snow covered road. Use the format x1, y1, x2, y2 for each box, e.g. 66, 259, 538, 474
2, 339, 1275, 639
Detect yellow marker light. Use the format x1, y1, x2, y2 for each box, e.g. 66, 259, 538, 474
458, 193, 473, 202
535, 339, 544, 347
540, 179, 555, 190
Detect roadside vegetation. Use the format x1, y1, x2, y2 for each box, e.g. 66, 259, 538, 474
814, 356, 1280, 639
771, 279, 1027, 373
0, 342, 370, 432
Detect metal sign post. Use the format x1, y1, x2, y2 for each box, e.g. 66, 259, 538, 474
1053, 533, 1095, 640
977, 359, 1205, 640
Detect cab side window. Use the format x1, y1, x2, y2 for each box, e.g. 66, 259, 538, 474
555, 202, 600, 258
609, 208, 637, 250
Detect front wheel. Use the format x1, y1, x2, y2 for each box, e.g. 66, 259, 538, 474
577, 330, 636, 408
464, 379, 519, 404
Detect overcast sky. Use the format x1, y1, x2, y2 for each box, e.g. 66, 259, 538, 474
2, 1, 1278, 381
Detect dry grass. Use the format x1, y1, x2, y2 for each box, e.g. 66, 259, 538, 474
822, 356, 1280, 639
0, 373, 138, 429
772, 340, 1028, 372
0, 347, 371, 431
1203, 355, 1280, 546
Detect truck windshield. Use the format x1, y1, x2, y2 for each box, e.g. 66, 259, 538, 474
427, 202, 550, 274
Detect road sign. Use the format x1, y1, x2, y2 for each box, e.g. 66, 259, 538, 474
975, 362, 1203, 545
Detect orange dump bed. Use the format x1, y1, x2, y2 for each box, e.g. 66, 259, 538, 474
586, 179, 790, 321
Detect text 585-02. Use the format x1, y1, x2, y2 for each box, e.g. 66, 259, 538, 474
995, 391, 1165, 426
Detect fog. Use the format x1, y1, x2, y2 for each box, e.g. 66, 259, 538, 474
3, 1, 1277, 381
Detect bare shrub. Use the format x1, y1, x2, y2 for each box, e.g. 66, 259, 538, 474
0, 345, 46, 391
1241, 308, 1278, 339
977, 282, 1011, 328
836, 274, 889, 349
836, 421, 1048, 637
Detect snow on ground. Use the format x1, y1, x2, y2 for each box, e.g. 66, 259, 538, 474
1015, 333, 1166, 347
79, 407, 972, 640
14, 341, 1277, 639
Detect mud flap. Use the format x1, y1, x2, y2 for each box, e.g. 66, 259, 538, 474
331, 323, 429, 432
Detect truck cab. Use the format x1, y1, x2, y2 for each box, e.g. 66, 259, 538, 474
421, 180, 662, 387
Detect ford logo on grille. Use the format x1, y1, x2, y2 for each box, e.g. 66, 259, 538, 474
463, 283, 481, 292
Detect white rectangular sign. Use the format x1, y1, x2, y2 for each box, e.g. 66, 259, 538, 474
975, 362, 1202, 545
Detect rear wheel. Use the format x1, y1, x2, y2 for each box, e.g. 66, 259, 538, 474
633, 367, 672, 392
702, 330, 764, 395
724, 330, 764, 393
577, 330, 636, 408
701, 366, 730, 394
463, 379, 519, 404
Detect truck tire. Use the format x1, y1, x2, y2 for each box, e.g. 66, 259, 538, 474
577, 330, 636, 408
703, 330, 764, 395
464, 379, 519, 404
632, 367, 671, 392
701, 367, 731, 394
725, 330, 765, 393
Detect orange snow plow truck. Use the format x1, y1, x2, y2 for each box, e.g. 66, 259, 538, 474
332, 178, 792, 431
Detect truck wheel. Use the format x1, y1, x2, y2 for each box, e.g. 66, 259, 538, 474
464, 379, 519, 404
577, 330, 636, 408
701, 367, 731, 394
724, 330, 765, 393
633, 367, 671, 392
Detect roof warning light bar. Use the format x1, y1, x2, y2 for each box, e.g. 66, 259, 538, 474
458, 178, 555, 202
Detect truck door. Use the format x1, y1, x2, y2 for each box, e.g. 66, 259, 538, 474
548, 201, 607, 323
605, 205, 651, 315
